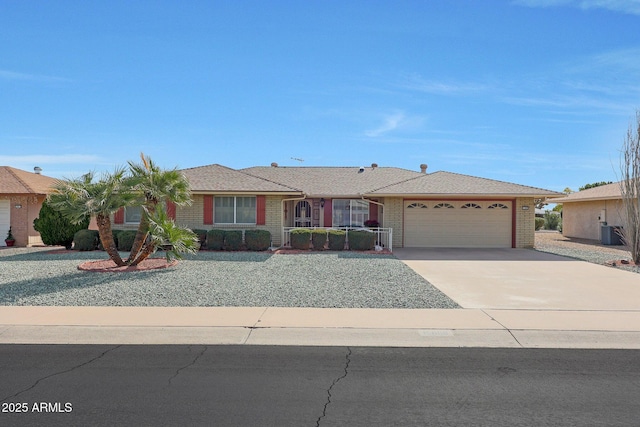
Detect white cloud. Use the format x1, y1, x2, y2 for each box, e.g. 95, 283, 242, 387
0, 69, 71, 83
365, 112, 406, 137
399, 73, 489, 95
513, 0, 640, 15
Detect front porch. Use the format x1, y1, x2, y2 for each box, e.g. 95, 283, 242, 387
282, 227, 393, 252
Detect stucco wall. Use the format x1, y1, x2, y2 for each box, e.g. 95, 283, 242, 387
562, 199, 626, 240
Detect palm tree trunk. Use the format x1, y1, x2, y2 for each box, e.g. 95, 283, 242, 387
96, 213, 125, 266
129, 241, 156, 266
126, 210, 150, 264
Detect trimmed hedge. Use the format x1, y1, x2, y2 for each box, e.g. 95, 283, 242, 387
33, 199, 90, 249
206, 229, 225, 250
116, 230, 137, 251
290, 228, 311, 250
327, 229, 346, 251
535, 217, 545, 231
223, 230, 243, 251
311, 229, 327, 250
245, 229, 271, 251
348, 229, 376, 251
73, 229, 100, 251
192, 229, 208, 249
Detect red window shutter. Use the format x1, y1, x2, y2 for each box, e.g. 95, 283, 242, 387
203, 195, 213, 225
256, 195, 266, 225
369, 200, 378, 222
323, 199, 333, 227
114, 207, 124, 224
166, 201, 176, 220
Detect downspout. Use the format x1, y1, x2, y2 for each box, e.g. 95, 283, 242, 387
281, 194, 307, 247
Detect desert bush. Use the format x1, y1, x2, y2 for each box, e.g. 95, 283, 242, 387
73, 229, 100, 251
327, 229, 346, 251
223, 230, 243, 251
544, 211, 561, 231
290, 228, 311, 250
33, 199, 90, 249
311, 229, 327, 250
206, 229, 225, 250
348, 229, 376, 250
192, 229, 208, 249
116, 230, 137, 251
245, 229, 271, 251
535, 217, 545, 231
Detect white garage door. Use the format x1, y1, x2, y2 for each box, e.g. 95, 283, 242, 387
0, 199, 9, 247
404, 200, 512, 248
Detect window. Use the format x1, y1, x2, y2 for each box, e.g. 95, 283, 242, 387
461, 203, 481, 209
488, 203, 509, 209
407, 202, 427, 208
215, 196, 256, 224
332, 199, 369, 227
434, 203, 454, 209
125, 206, 142, 223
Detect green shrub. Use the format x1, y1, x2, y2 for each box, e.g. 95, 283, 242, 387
73, 229, 99, 251
223, 230, 243, 251
535, 217, 545, 231
348, 229, 376, 250
192, 229, 208, 249
544, 211, 561, 231
311, 229, 327, 250
33, 199, 90, 249
116, 230, 137, 251
206, 229, 225, 250
290, 228, 311, 250
245, 229, 271, 251
327, 229, 346, 251
111, 229, 121, 248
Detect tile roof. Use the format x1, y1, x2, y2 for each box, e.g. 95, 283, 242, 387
241, 166, 422, 196
0, 166, 59, 195
367, 171, 562, 197
550, 182, 622, 203
180, 164, 301, 193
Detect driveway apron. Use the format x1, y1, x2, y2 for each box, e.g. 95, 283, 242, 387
394, 248, 640, 310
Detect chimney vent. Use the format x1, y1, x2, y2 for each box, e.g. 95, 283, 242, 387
358, 166, 365, 173
420, 164, 428, 174
270, 162, 278, 168
34, 166, 42, 174
371, 163, 378, 169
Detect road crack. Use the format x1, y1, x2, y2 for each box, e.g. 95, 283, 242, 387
168, 345, 208, 386
0, 345, 121, 403
316, 347, 351, 426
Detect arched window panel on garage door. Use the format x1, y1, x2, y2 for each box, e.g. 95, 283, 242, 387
488, 203, 509, 209
406, 202, 427, 209
433, 203, 454, 209
461, 203, 482, 209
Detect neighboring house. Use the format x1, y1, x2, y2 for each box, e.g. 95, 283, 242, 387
550, 182, 625, 241
0, 166, 58, 247
147, 162, 561, 249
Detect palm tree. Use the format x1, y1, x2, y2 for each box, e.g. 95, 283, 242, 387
125, 153, 193, 266
48, 168, 135, 266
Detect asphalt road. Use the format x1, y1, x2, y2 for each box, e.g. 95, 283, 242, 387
1, 345, 639, 426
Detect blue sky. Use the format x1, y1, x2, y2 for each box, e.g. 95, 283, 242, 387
1, 0, 639, 192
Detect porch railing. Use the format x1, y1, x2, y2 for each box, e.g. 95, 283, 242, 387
282, 227, 393, 252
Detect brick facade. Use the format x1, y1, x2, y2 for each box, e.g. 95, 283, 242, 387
515, 197, 535, 248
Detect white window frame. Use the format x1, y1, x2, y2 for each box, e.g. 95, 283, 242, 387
332, 199, 369, 227
214, 196, 257, 225
125, 206, 143, 224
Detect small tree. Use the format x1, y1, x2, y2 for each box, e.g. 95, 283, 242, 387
543, 211, 561, 231
33, 199, 90, 249
620, 110, 640, 263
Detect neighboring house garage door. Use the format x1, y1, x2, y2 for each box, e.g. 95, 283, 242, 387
404, 200, 512, 248
0, 199, 9, 247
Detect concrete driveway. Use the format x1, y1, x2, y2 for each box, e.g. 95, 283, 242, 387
394, 248, 640, 310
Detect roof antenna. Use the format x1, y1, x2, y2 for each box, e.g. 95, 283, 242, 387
291, 157, 304, 163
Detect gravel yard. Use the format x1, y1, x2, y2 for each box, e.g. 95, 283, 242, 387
0, 248, 459, 308
535, 231, 639, 273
